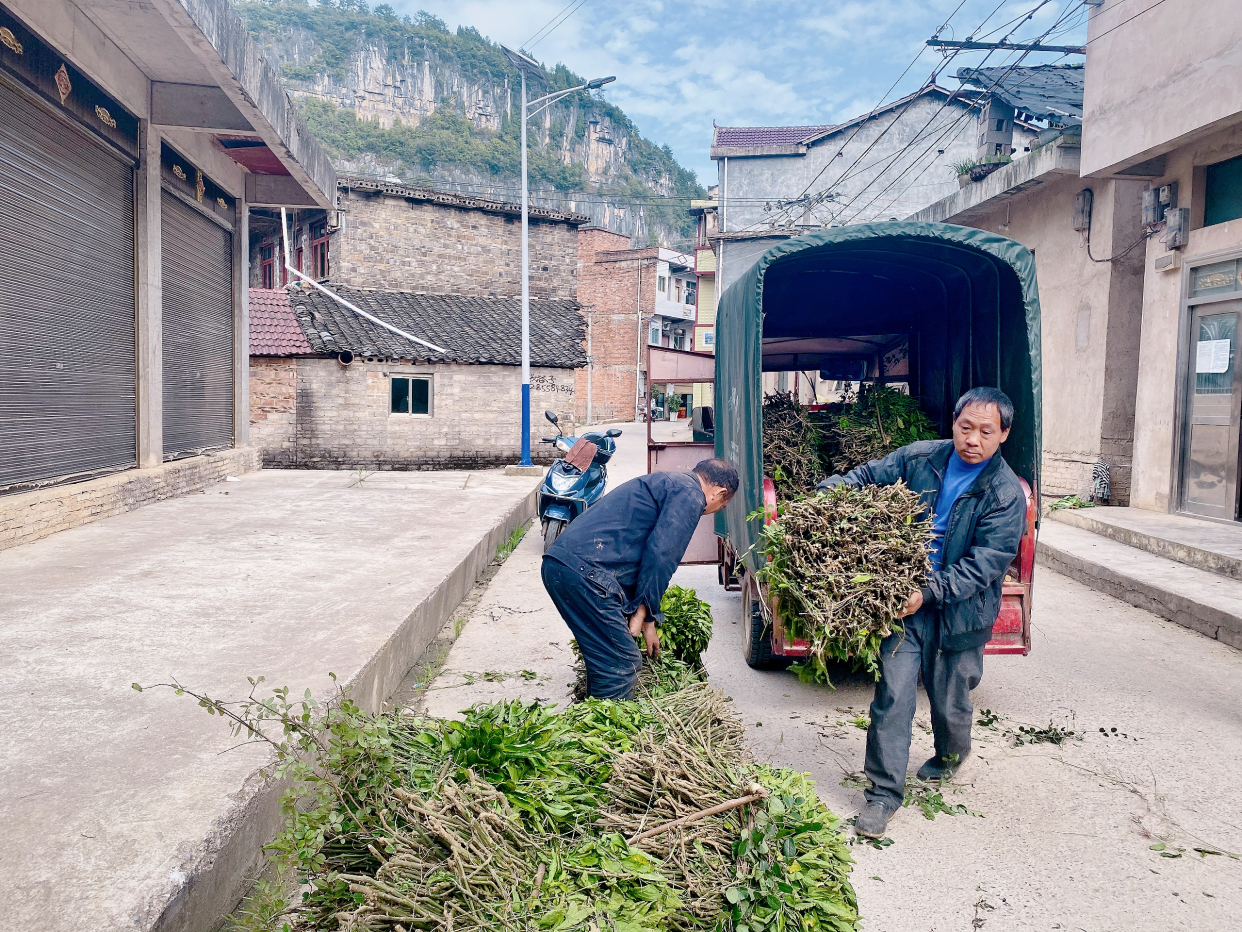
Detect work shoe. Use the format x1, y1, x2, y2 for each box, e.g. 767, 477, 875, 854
853, 802, 893, 839
916, 754, 967, 782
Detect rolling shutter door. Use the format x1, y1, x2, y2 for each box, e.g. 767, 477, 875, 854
0, 78, 136, 493
161, 191, 233, 458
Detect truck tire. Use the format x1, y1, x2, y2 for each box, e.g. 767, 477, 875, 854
742, 593, 790, 670
543, 518, 566, 552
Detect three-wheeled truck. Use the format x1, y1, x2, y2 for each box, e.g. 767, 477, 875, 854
647, 221, 1042, 668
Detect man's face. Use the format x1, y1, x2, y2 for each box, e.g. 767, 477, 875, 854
703, 486, 733, 515
952, 403, 1010, 464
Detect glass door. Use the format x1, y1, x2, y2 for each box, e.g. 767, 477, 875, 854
1180, 301, 1242, 519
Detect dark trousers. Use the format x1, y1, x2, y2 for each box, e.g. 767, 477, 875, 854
541, 558, 642, 700
864, 607, 984, 810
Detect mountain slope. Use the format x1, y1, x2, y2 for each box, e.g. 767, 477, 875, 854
236, 2, 703, 245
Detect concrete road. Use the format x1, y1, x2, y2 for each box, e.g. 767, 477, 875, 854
422, 424, 1242, 930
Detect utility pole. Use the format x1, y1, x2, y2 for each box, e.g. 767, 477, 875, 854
501, 45, 613, 466
926, 38, 1084, 54
519, 64, 530, 465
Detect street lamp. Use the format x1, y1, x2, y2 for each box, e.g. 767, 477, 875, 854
502, 44, 614, 466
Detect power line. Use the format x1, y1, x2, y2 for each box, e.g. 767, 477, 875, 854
838, 3, 1084, 224
524, 0, 593, 51
762, 0, 1031, 231
1085, 0, 1173, 46
832, 1, 1080, 222
783, 0, 973, 207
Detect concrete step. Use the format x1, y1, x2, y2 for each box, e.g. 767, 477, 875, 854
1038, 521, 1242, 651
1050, 505, 1242, 581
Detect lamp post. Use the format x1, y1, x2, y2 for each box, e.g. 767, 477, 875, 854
502, 45, 614, 466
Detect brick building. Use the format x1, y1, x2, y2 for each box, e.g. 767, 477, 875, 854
249, 177, 587, 300
575, 228, 701, 423
250, 287, 584, 468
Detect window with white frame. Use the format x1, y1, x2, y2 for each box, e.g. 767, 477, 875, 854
391, 375, 432, 415
703, 330, 715, 347
657, 274, 667, 295
649, 325, 661, 345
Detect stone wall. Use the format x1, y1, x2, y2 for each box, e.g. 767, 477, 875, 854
250, 357, 577, 468
0, 447, 259, 552
576, 228, 658, 422
331, 188, 580, 299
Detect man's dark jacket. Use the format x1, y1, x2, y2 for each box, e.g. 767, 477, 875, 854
544, 472, 706, 624
819, 439, 1026, 650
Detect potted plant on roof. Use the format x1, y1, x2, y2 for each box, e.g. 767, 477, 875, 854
951, 159, 979, 188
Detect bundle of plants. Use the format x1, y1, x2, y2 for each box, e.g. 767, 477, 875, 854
755, 481, 933, 684
567, 586, 713, 701
653, 585, 714, 666
138, 669, 860, 932
570, 640, 704, 703
761, 391, 826, 498
820, 383, 937, 474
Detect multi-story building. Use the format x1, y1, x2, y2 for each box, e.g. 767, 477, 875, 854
689, 188, 720, 353
710, 86, 1038, 297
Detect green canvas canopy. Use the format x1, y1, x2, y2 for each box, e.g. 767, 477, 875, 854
714, 221, 1042, 571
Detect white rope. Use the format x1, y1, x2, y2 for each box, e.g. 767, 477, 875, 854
280, 207, 448, 355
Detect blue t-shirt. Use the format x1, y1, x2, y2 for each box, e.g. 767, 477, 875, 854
928, 451, 990, 573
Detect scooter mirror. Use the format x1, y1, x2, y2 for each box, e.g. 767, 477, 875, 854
544, 410, 558, 425
606, 429, 622, 438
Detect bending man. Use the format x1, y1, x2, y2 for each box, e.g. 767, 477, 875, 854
818, 387, 1027, 839
542, 458, 739, 699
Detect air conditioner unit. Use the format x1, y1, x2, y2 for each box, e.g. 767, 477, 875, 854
661, 321, 672, 332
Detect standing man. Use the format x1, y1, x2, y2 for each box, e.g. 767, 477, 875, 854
542, 458, 739, 699
817, 387, 1027, 839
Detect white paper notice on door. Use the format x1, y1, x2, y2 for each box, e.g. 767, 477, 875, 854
1197, 339, 1232, 374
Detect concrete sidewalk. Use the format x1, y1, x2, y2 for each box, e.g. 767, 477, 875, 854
0, 467, 539, 932
1041, 506, 1242, 650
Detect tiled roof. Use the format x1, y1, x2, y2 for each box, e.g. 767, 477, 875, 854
249, 288, 313, 356
956, 64, 1084, 122
712, 124, 833, 148
289, 287, 587, 369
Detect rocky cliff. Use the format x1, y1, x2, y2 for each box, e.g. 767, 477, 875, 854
236, 2, 702, 244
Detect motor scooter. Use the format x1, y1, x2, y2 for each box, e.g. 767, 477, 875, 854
537, 410, 622, 551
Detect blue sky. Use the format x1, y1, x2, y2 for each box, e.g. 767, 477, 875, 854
394, 0, 1090, 187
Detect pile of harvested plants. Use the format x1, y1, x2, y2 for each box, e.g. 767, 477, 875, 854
755, 481, 933, 684
761, 386, 938, 499
818, 383, 937, 475
761, 391, 826, 498
139, 664, 860, 932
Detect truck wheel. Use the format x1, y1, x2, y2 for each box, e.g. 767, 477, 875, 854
742, 593, 789, 670
543, 519, 566, 552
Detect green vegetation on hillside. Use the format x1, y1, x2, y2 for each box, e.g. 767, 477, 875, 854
235, 0, 704, 241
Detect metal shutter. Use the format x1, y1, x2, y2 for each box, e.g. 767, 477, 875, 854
0, 79, 136, 493
161, 191, 233, 458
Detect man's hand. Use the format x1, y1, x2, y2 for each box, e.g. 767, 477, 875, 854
640, 620, 660, 658
898, 589, 923, 619
628, 603, 647, 637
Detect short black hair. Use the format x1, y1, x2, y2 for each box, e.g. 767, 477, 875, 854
694, 458, 739, 496
954, 387, 1014, 431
